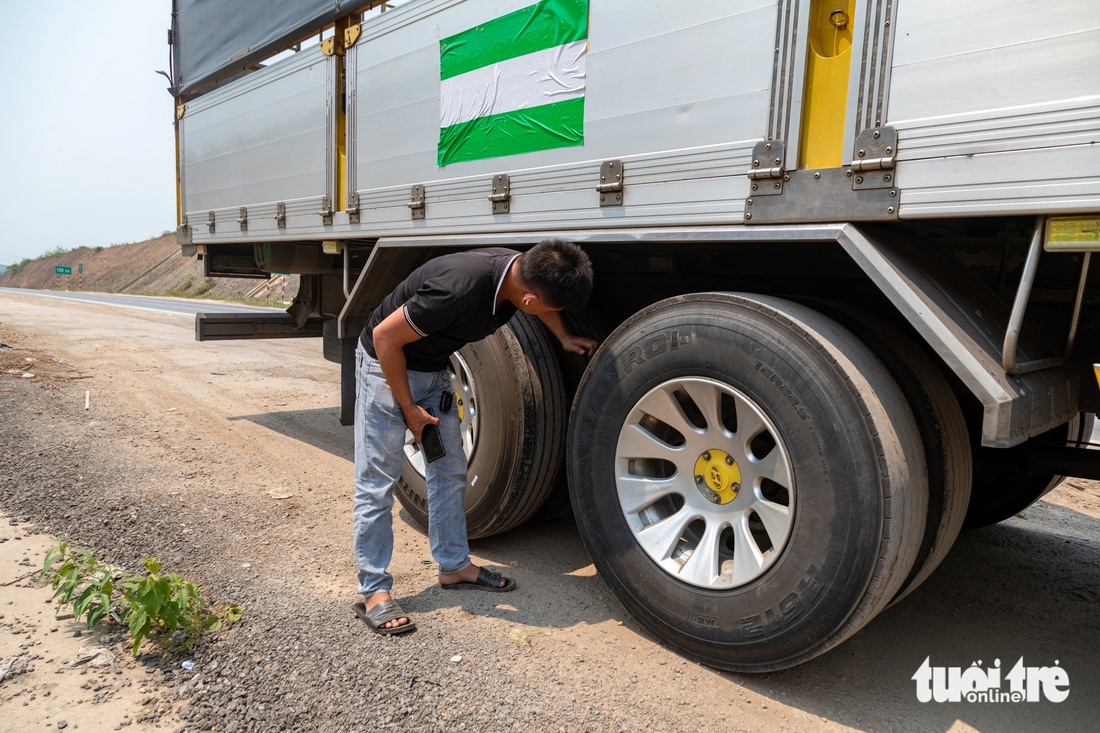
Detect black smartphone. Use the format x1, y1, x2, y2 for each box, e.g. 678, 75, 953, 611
421, 408, 446, 464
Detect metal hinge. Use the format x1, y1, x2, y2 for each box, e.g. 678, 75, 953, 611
596, 160, 624, 206
237, 207, 248, 232
849, 127, 897, 191
347, 192, 361, 224
408, 184, 426, 220
207, 211, 216, 234
489, 174, 511, 214
746, 140, 786, 199
275, 202, 287, 228
318, 195, 333, 226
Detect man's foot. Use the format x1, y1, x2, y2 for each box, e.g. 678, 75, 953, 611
439, 565, 516, 592
353, 592, 414, 634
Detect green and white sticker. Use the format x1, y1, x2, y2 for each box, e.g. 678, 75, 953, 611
438, 0, 588, 167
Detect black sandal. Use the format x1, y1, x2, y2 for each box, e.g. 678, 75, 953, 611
353, 599, 416, 635
440, 567, 516, 593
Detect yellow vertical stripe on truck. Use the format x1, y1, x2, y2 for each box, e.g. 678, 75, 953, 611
335, 17, 349, 212
175, 118, 182, 226
798, 0, 855, 169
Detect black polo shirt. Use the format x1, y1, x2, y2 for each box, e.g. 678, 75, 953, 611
360, 248, 521, 372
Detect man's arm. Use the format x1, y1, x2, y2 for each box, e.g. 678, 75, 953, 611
372, 306, 440, 443
536, 310, 598, 356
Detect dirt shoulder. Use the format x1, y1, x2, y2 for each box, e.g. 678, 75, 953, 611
1, 515, 180, 732
1, 290, 1099, 733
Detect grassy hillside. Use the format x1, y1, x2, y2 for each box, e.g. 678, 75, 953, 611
0, 236, 298, 305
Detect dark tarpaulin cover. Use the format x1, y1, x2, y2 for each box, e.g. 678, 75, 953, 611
172, 0, 362, 97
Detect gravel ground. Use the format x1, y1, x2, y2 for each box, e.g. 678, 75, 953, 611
2, 292, 1099, 733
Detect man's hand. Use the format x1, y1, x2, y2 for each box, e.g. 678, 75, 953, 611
560, 334, 598, 357
403, 403, 440, 444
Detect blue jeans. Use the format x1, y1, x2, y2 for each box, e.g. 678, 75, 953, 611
353, 342, 471, 596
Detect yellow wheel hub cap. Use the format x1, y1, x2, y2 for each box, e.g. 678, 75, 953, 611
693, 450, 741, 505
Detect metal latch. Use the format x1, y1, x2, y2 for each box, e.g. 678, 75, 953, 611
597, 160, 624, 206
275, 202, 287, 228
746, 140, 786, 196
347, 193, 361, 224
207, 211, 216, 234
177, 217, 192, 245
318, 195, 333, 226
237, 207, 248, 232
489, 174, 511, 214
408, 184, 426, 220
849, 127, 897, 191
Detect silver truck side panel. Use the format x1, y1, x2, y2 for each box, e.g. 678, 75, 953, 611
889, 0, 1100, 216
349, 0, 775, 233
845, 0, 897, 154
180, 48, 335, 243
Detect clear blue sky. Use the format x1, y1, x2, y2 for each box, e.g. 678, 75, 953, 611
0, 1, 175, 266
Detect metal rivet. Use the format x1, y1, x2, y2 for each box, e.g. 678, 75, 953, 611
774, 182, 781, 190
695, 475, 704, 485
845, 169, 853, 177
745, 212, 752, 220
813, 172, 821, 179
783, 174, 790, 182
885, 147, 892, 154
774, 158, 781, 165
765, 143, 772, 150
883, 174, 892, 182
873, 130, 881, 139
600, 195, 605, 202
888, 206, 896, 214
889, 189, 897, 197
752, 184, 759, 191
856, 176, 863, 184
753, 160, 760, 167
858, 149, 866, 157
747, 198, 753, 206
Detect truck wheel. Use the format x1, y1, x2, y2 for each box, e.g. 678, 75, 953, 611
533, 309, 609, 521
805, 302, 971, 603
964, 413, 1095, 528
395, 312, 567, 538
567, 293, 927, 672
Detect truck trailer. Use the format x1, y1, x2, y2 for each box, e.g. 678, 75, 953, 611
169, 0, 1100, 672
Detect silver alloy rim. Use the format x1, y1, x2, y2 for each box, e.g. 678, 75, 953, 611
615, 377, 796, 589
405, 351, 479, 474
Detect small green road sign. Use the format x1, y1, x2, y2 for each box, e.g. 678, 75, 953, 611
55, 266, 72, 275
78, 263, 84, 274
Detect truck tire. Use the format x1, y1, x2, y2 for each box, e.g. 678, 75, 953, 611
567, 293, 928, 672
533, 309, 609, 521
804, 302, 972, 603
396, 312, 567, 538
964, 413, 1095, 529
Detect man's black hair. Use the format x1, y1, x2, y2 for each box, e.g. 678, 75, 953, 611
519, 239, 594, 312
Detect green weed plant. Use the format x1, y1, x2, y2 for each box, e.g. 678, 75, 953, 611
40, 541, 242, 656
